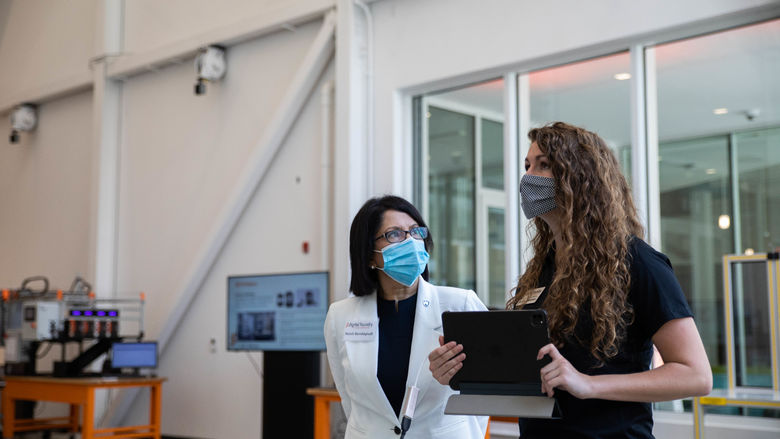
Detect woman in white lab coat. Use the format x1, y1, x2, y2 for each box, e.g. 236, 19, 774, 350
325, 195, 488, 439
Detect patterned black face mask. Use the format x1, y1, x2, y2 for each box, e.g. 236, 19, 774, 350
520, 174, 557, 219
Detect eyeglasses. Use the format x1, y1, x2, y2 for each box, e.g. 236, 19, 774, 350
375, 226, 429, 243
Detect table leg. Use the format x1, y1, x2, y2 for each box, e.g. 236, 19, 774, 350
693, 397, 703, 439
83, 388, 95, 439
70, 404, 80, 433
313, 397, 330, 439
2, 393, 14, 438
151, 383, 162, 439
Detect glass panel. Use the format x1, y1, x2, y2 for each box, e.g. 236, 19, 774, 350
730, 261, 772, 387
655, 19, 780, 392
426, 106, 476, 290
734, 127, 780, 253
420, 78, 505, 294
487, 207, 506, 308
658, 136, 733, 387
529, 51, 632, 176
481, 119, 504, 190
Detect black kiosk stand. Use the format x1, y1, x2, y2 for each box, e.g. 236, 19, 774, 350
262, 351, 320, 438
441, 310, 562, 419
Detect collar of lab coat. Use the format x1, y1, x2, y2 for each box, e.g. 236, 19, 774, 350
344, 276, 443, 425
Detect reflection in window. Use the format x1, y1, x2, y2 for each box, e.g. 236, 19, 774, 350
659, 136, 733, 386
482, 119, 504, 190
729, 260, 772, 388
487, 207, 506, 306
529, 51, 632, 175
735, 128, 780, 253
418, 79, 505, 304
426, 106, 476, 291
656, 19, 780, 396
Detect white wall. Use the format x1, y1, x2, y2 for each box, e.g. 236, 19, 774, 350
123, 63, 334, 437
115, 18, 324, 337
0, 91, 93, 287
123, 0, 298, 54
114, 17, 331, 437
0, 0, 96, 110
0, 1, 333, 437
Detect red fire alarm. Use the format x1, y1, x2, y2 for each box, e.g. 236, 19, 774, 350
302, 241, 309, 254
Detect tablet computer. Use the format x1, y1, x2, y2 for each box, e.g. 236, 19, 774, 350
442, 309, 551, 396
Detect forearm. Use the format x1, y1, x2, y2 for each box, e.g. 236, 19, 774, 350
588, 361, 711, 402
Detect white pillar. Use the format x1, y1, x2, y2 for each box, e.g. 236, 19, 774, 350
503, 73, 520, 299
333, 0, 370, 301
644, 47, 661, 250
517, 74, 532, 273
630, 45, 649, 242
89, 0, 123, 297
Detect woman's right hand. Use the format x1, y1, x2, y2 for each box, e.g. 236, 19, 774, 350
428, 335, 465, 385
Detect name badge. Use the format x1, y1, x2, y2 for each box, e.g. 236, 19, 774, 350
344, 320, 377, 341
516, 287, 545, 306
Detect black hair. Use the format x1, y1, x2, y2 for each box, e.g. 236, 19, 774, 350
349, 195, 433, 296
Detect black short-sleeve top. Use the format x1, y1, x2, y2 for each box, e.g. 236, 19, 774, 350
519, 237, 693, 439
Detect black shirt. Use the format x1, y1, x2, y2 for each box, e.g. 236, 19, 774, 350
519, 238, 693, 439
377, 293, 417, 417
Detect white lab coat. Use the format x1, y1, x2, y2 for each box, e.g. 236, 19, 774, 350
324, 277, 489, 439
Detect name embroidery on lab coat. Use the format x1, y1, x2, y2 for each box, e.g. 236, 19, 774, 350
344, 320, 377, 341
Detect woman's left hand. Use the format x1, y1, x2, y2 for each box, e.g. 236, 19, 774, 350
538, 343, 594, 399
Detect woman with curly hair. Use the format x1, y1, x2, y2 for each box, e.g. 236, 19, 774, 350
429, 122, 712, 438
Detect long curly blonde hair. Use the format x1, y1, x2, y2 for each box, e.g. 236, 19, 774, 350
507, 122, 644, 364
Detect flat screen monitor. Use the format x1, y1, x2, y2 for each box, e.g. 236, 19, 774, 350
227, 271, 328, 351
111, 341, 158, 369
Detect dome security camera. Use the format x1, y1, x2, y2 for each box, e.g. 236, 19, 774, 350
9, 103, 37, 144
743, 109, 761, 121
194, 45, 227, 95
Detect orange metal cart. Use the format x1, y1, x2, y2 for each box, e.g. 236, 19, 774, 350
3, 376, 165, 439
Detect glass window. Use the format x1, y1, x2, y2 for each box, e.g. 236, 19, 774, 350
487, 207, 506, 306
658, 135, 733, 384
729, 260, 772, 387
735, 128, 780, 253
529, 52, 633, 175
425, 106, 477, 291
655, 19, 780, 392
481, 119, 504, 190
417, 79, 505, 304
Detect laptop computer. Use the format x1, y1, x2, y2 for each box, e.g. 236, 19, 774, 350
441, 309, 561, 418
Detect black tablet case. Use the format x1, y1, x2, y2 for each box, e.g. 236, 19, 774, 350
442, 309, 552, 396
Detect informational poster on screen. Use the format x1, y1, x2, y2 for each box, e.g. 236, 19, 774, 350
227, 271, 328, 351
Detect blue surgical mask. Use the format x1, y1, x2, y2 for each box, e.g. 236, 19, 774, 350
373, 237, 430, 287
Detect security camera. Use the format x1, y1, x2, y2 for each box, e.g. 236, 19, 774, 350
9, 103, 37, 144
743, 108, 761, 121
194, 45, 226, 95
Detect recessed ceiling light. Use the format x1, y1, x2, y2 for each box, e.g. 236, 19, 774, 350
614, 73, 631, 81
713, 108, 728, 115
706, 168, 717, 175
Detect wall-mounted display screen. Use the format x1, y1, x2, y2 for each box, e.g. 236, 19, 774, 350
227, 271, 328, 351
